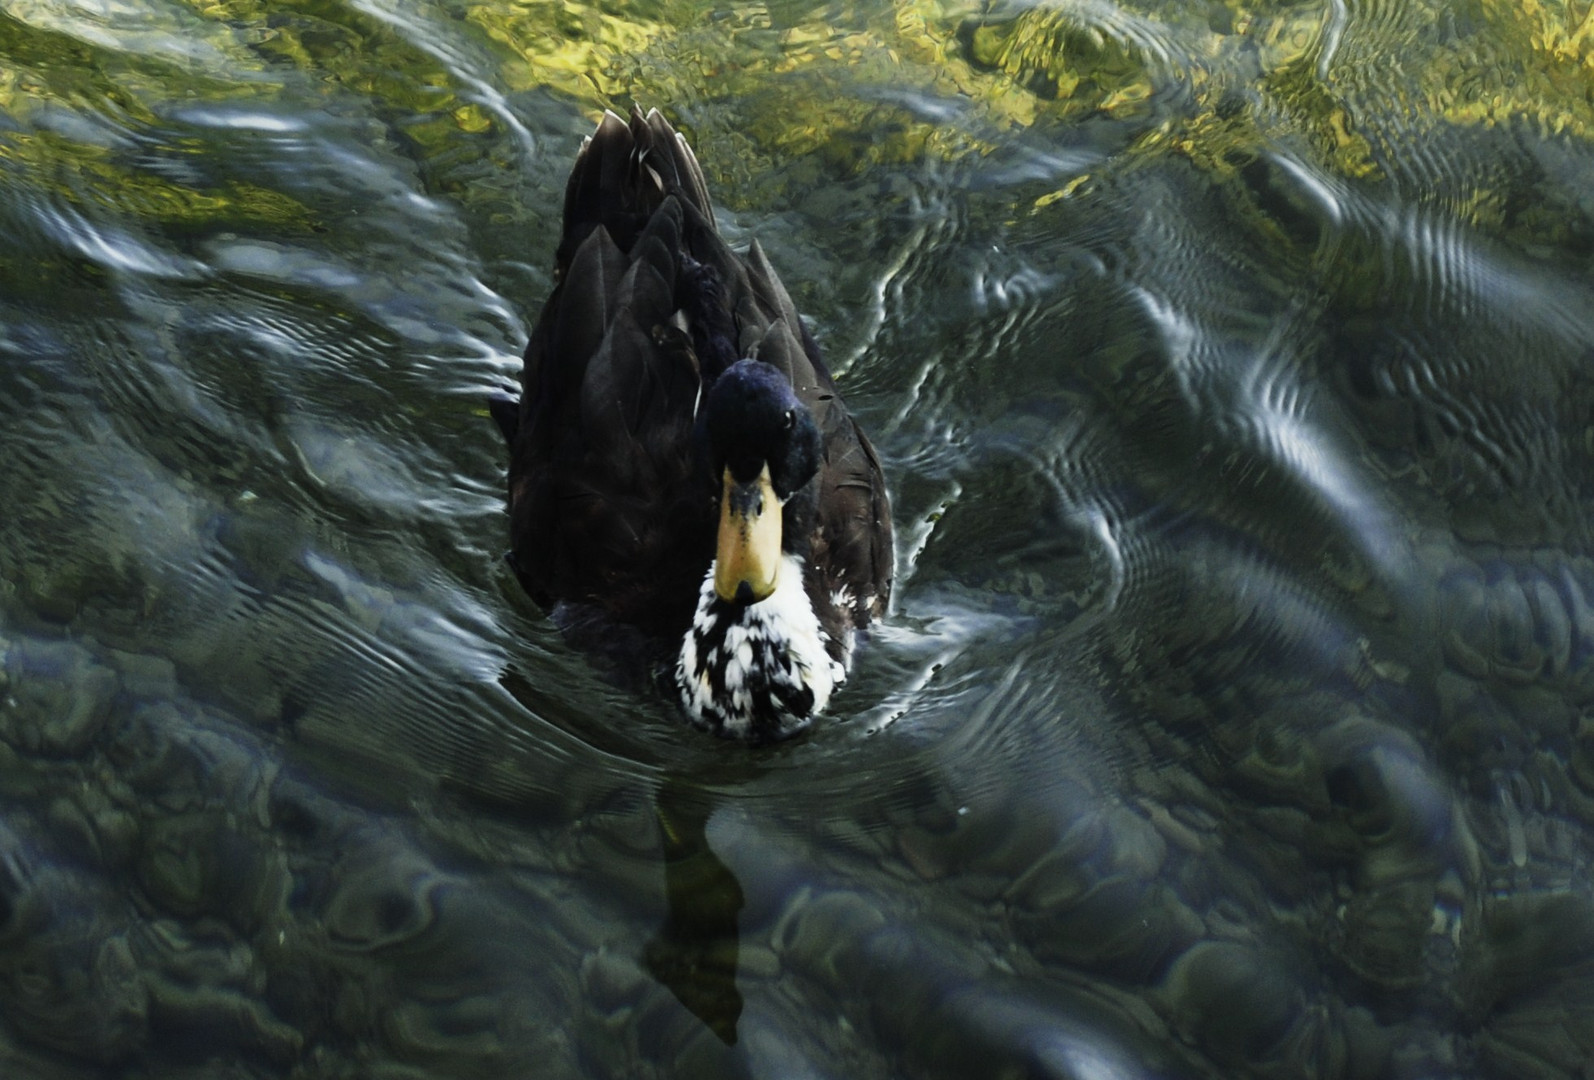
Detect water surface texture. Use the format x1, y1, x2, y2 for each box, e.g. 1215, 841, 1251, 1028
3, 0, 1594, 1076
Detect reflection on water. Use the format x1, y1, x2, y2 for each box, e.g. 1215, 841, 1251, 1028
3, 0, 1594, 1075
646, 779, 745, 1045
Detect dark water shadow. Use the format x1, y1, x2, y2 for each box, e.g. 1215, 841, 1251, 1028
644, 773, 747, 1045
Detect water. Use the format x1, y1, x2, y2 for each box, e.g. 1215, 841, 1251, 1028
2, 0, 1593, 1075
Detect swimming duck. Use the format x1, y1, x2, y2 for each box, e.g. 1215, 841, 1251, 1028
492, 108, 893, 743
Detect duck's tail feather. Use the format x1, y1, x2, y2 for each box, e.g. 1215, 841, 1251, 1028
556, 107, 715, 273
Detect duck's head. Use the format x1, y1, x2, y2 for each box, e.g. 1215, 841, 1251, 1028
677, 359, 840, 742
702, 359, 821, 603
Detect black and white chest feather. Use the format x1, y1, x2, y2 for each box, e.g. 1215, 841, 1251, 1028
675, 554, 847, 742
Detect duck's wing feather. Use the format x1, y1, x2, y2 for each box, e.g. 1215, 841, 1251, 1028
508, 111, 715, 627
736, 245, 894, 625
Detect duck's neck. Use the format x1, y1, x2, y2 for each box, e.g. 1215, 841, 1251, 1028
676, 553, 843, 742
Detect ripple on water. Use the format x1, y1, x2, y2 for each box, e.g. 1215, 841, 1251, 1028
3, 0, 245, 70
1317, 190, 1594, 549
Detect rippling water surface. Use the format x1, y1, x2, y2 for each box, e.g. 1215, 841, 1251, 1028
3, 0, 1594, 1075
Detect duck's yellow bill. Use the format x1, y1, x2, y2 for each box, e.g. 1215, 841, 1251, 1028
715, 464, 781, 604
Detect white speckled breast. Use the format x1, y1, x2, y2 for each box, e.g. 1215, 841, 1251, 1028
675, 554, 844, 741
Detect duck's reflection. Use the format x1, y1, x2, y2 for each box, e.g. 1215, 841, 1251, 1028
644, 777, 744, 1045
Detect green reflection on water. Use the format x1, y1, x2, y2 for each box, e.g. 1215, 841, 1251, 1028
4, 0, 1592, 237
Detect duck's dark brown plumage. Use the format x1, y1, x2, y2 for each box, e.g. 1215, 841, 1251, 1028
494, 107, 892, 741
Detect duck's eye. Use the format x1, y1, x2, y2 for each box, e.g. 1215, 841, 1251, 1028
783, 409, 796, 431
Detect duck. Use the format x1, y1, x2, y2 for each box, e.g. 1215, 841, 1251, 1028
491, 107, 893, 744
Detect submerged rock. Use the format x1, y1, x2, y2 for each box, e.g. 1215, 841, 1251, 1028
0, 639, 118, 757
